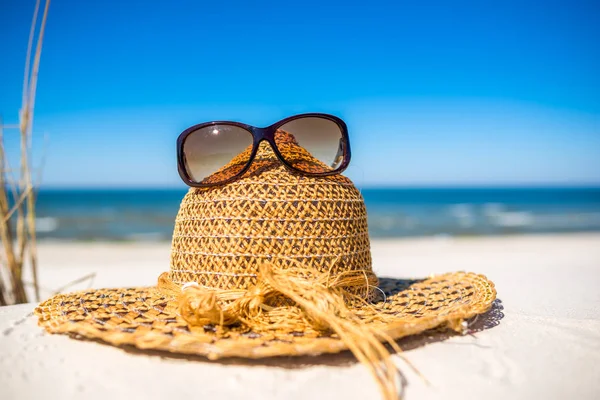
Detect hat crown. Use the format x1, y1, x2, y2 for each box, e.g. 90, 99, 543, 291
169, 137, 373, 294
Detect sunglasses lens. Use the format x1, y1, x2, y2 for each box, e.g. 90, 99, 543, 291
182, 124, 253, 184
275, 117, 346, 174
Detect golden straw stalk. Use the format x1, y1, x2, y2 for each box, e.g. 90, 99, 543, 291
0, 0, 51, 305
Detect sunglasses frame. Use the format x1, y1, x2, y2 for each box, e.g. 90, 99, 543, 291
177, 113, 352, 187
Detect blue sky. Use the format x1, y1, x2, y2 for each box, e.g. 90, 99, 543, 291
1, 0, 599, 187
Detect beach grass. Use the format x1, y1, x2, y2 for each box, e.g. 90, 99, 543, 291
0, 0, 50, 305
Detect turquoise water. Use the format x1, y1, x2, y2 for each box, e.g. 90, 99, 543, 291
29, 187, 600, 241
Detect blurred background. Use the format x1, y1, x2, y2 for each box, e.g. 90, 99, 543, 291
2, 0, 599, 241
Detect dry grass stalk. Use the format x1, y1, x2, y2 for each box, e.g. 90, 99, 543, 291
0, 0, 51, 306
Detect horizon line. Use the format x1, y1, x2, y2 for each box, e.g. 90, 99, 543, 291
28, 183, 600, 191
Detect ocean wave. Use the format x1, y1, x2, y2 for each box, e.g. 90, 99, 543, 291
488, 211, 535, 227
448, 204, 476, 227
369, 215, 418, 231
35, 217, 59, 233
123, 232, 169, 241
482, 203, 506, 217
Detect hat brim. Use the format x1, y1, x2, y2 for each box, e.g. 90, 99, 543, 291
34, 271, 496, 359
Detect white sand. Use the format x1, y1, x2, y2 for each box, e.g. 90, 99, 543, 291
1, 233, 599, 400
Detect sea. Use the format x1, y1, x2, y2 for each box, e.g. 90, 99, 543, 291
28, 187, 600, 241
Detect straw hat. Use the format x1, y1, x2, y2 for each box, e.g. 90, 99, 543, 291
35, 132, 496, 399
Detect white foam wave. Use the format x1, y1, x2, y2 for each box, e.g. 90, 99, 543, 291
488, 211, 535, 227
448, 204, 475, 227
124, 232, 166, 241
35, 217, 59, 233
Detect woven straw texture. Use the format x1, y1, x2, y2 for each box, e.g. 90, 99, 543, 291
170, 132, 375, 299
35, 133, 496, 359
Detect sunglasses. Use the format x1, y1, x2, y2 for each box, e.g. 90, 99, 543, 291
177, 113, 351, 187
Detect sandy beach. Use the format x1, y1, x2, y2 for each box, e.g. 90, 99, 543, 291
2, 233, 600, 399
